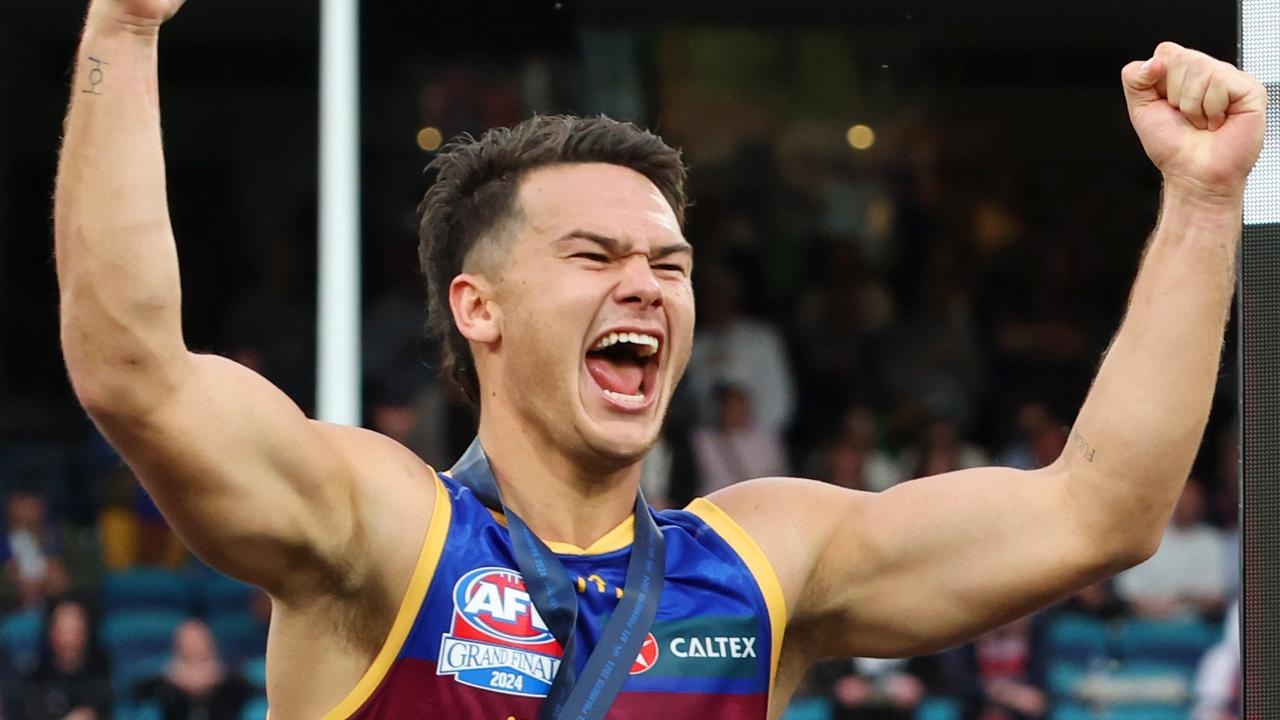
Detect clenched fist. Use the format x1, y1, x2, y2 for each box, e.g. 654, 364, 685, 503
1122, 42, 1268, 201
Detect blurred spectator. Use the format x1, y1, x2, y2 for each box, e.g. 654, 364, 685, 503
811, 442, 872, 491
1060, 580, 1128, 621
96, 468, 184, 572
1, 488, 69, 610
639, 438, 674, 509
96, 467, 139, 572
134, 621, 253, 720
1116, 478, 1227, 620
21, 597, 112, 720
687, 266, 796, 433
807, 404, 905, 492
969, 199, 1093, 422
1212, 426, 1240, 598
363, 239, 434, 412
1193, 600, 1239, 720
898, 418, 989, 479
790, 241, 895, 422
1215, 480, 1240, 600
831, 657, 926, 720
966, 616, 1048, 720
690, 384, 788, 495
994, 402, 1068, 471
221, 233, 316, 413
879, 267, 986, 431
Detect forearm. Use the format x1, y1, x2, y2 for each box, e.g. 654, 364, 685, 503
55, 8, 187, 414
1063, 180, 1240, 552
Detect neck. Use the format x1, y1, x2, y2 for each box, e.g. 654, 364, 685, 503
476, 411, 642, 550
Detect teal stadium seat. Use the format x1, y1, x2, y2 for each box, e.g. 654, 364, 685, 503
1047, 660, 1089, 699
114, 701, 164, 720
782, 697, 832, 720
202, 573, 256, 615
1046, 613, 1112, 665
915, 697, 963, 720
1101, 704, 1188, 720
241, 695, 270, 720
104, 568, 191, 613
208, 613, 267, 664
1051, 703, 1096, 720
0, 607, 45, 673
101, 610, 187, 663
1115, 618, 1219, 667
242, 655, 267, 689
111, 651, 169, 697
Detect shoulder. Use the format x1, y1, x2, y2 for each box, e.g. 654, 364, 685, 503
307, 422, 443, 597
701, 478, 877, 624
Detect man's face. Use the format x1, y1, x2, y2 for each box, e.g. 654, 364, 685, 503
473, 163, 694, 468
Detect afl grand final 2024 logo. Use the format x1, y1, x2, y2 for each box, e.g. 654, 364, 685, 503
437, 567, 657, 697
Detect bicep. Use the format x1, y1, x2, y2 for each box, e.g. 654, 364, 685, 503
807, 466, 1121, 658
715, 468, 1125, 663
88, 353, 359, 596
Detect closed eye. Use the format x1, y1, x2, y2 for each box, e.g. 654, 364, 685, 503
653, 263, 688, 274
572, 252, 610, 263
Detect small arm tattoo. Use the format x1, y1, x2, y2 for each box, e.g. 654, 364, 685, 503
1070, 428, 1096, 463
82, 56, 108, 95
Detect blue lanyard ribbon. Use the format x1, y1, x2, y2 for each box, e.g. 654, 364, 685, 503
449, 438, 666, 720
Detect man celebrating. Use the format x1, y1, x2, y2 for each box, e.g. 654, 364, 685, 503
54, 0, 1266, 717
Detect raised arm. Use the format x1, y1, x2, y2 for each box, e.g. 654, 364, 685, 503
54, 0, 426, 601
713, 43, 1266, 663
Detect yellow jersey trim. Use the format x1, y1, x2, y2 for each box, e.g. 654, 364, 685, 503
444, 467, 636, 556
319, 468, 453, 720
685, 497, 788, 689
484, 509, 636, 556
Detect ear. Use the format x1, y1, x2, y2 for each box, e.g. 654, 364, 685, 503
449, 273, 501, 345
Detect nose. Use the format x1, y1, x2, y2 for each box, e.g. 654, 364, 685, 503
614, 255, 663, 309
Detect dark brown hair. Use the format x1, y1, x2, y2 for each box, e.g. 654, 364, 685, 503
417, 114, 688, 403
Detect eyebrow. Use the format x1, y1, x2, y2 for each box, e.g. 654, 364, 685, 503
559, 230, 693, 260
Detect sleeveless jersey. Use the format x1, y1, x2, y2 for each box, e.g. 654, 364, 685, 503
317, 472, 787, 719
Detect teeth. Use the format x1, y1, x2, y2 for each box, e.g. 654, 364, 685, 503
591, 331, 660, 357
602, 388, 647, 406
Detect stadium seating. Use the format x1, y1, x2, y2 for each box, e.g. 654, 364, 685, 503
111, 701, 164, 720
1101, 704, 1189, 720
1045, 613, 1111, 665
201, 573, 257, 615
0, 606, 45, 674
241, 694, 270, 720
110, 651, 170, 698
1050, 703, 1095, 720
100, 609, 187, 664
1115, 618, 1220, 667
915, 696, 963, 720
209, 613, 268, 664
103, 568, 192, 613
780, 696, 832, 720
242, 654, 268, 689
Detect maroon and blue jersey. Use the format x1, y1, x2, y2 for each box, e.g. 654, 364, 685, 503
317, 471, 787, 719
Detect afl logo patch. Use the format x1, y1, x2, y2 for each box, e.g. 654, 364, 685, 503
438, 566, 563, 698
452, 567, 554, 645
630, 632, 659, 674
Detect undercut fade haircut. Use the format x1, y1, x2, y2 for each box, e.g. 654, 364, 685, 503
418, 114, 688, 404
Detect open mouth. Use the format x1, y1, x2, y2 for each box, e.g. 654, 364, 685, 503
584, 330, 662, 411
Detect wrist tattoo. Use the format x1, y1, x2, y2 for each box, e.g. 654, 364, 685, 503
1070, 428, 1096, 463
82, 56, 108, 95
